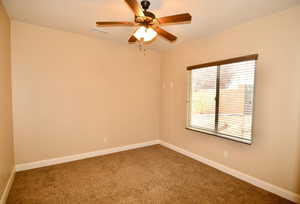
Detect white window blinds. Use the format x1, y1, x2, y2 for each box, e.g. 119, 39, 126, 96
190, 66, 217, 131
187, 55, 257, 144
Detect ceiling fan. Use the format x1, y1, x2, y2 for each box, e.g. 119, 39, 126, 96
96, 0, 192, 43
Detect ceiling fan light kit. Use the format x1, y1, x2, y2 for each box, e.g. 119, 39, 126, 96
133, 26, 157, 42
96, 0, 192, 44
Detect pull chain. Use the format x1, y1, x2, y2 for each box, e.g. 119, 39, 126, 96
138, 40, 147, 56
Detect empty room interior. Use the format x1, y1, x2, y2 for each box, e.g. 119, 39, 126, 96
1, 0, 300, 203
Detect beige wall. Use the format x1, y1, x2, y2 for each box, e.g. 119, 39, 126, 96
11, 21, 161, 164
0, 0, 14, 200
161, 6, 300, 194
8, 3, 300, 197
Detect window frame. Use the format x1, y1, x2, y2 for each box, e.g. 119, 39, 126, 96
186, 54, 258, 144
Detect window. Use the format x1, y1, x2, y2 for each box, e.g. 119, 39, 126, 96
186, 54, 258, 144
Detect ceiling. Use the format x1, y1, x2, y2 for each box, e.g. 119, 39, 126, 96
3, 0, 300, 50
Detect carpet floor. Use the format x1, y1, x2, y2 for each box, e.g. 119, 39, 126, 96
8, 145, 294, 204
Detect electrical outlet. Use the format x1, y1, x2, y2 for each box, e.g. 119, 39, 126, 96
103, 138, 107, 143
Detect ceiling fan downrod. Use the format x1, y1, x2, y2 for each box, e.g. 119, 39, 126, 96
140, 0, 156, 21
141, 0, 151, 11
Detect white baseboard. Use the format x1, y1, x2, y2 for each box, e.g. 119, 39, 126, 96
14, 139, 299, 203
0, 168, 15, 204
16, 140, 160, 172
159, 140, 300, 203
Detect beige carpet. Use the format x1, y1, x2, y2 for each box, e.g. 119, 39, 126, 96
8, 145, 294, 204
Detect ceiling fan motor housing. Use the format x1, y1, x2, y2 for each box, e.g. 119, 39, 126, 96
144, 11, 156, 19
135, 0, 156, 24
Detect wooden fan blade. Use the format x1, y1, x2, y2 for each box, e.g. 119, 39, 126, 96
96, 21, 136, 27
128, 35, 137, 43
152, 26, 177, 42
124, 0, 145, 17
158, 13, 192, 25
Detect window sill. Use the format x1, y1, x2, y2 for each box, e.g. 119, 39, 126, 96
185, 126, 252, 145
